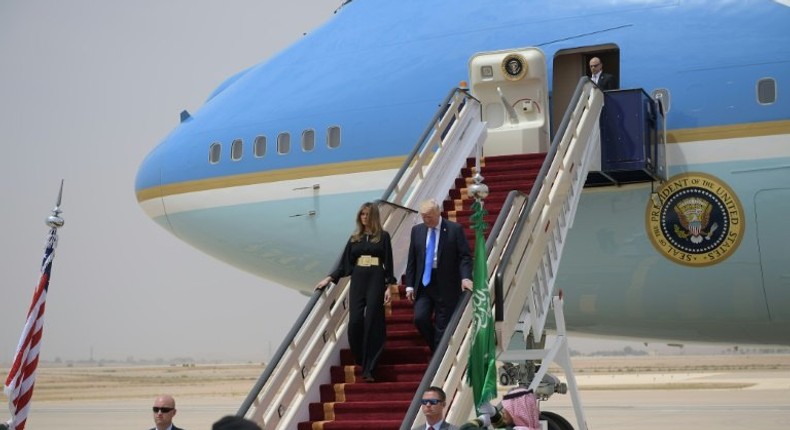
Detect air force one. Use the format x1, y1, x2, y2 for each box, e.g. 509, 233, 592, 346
135, 0, 790, 347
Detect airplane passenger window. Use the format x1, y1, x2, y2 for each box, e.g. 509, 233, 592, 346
209, 142, 221, 164
278, 132, 291, 154
757, 78, 776, 105
302, 129, 315, 152
327, 126, 341, 149
231, 139, 243, 161
254, 135, 266, 158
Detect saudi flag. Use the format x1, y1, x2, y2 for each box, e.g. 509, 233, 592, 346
466, 199, 497, 411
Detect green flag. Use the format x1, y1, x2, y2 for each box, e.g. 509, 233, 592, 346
466, 199, 497, 411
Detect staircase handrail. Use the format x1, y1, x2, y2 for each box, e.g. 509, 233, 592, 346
493, 77, 603, 350
403, 77, 603, 427
236, 288, 323, 415
399, 189, 529, 429
381, 87, 457, 201
492, 76, 587, 324
382, 87, 486, 209
239, 201, 416, 429
239, 88, 486, 429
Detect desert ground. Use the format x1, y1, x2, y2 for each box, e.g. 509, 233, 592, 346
6, 354, 790, 429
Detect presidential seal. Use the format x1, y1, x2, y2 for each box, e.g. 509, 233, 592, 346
501, 54, 528, 81
646, 173, 744, 266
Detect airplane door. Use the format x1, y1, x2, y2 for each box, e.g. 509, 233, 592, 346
468, 48, 549, 156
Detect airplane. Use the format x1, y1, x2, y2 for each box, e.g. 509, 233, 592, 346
135, 0, 790, 356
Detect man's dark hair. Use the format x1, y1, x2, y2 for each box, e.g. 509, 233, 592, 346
424, 386, 446, 402
212, 415, 262, 430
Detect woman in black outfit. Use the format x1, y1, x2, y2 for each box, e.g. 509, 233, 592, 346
315, 202, 397, 382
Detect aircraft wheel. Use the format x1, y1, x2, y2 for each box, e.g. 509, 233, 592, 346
540, 411, 574, 430
499, 372, 511, 386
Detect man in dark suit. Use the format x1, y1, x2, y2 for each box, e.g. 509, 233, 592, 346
150, 394, 185, 430
589, 57, 617, 91
405, 199, 473, 352
411, 386, 459, 430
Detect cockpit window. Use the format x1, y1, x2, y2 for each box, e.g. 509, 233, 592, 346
278, 132, 291, 154
327, 126, 341, 149
231, 139, 243, 161
302, 129, 316, 152
209, 142, 221, 164
254, 135, 266, 158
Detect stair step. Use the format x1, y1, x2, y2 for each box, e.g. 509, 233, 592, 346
298, 420, 403, 430
319, 381, 421, 402
309, 400, 412, 421
299, 152, 547, 430
340, 346, 431, 366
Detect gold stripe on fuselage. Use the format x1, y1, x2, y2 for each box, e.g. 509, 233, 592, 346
137, 120, 790, 203
135, 155, 404, 203
667, 119, 790, 143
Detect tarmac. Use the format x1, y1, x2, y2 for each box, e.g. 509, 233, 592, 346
20, 361, 790, 429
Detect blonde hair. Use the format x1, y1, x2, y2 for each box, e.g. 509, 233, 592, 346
419, 199, 441, 215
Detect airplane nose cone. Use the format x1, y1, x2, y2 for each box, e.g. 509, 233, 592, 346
135, 139, 169, 229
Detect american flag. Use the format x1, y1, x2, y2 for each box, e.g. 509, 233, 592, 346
3, 226, 60, 430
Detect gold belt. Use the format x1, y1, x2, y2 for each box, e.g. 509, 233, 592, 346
356, 255, 380, 267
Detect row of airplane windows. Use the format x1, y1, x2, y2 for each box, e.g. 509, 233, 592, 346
207, 77, 778, 164
209, 126, 341, 164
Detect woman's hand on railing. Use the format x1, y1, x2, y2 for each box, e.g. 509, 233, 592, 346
315, 276, 332, 290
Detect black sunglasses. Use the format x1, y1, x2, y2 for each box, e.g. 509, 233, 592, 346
420, 399, 442, 405
152, 407, 174, 413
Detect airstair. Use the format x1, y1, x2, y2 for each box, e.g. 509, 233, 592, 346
398, 76, 603, 430
236, 87, 487, 429
237, 73, 606, 430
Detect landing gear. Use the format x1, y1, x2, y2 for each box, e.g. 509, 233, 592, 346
540, 411, 574, 430
498, 296, 589, 430
498, 362, 525, 386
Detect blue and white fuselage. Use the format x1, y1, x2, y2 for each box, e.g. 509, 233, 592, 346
136, 0, 790, 345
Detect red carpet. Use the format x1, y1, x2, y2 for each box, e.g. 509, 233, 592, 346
297, 153, 546, 430
297, 285, 429, 430
448, 153, 546, 249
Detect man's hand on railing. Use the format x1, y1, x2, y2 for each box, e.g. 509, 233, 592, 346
461, 278, 473, 291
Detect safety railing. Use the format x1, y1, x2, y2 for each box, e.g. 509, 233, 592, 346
401, 77, 603, 427
383, 87, 486, 209
400, 191, 528, 429
239, 87, 486, 430
493, 77, 603, 351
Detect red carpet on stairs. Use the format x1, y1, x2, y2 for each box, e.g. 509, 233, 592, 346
298, 153, 546, 430
297, 285, 430, 430
447, 153, 547, 249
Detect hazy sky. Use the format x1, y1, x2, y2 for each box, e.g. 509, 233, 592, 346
0, 0, 340, 363
0, 1, 727, 365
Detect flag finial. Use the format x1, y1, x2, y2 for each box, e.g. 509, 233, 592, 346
46, 180, 65, 229
467, 169, 489, 201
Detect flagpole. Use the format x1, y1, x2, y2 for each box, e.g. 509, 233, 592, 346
466, 169, 498, 413
3, 181, 65, 430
